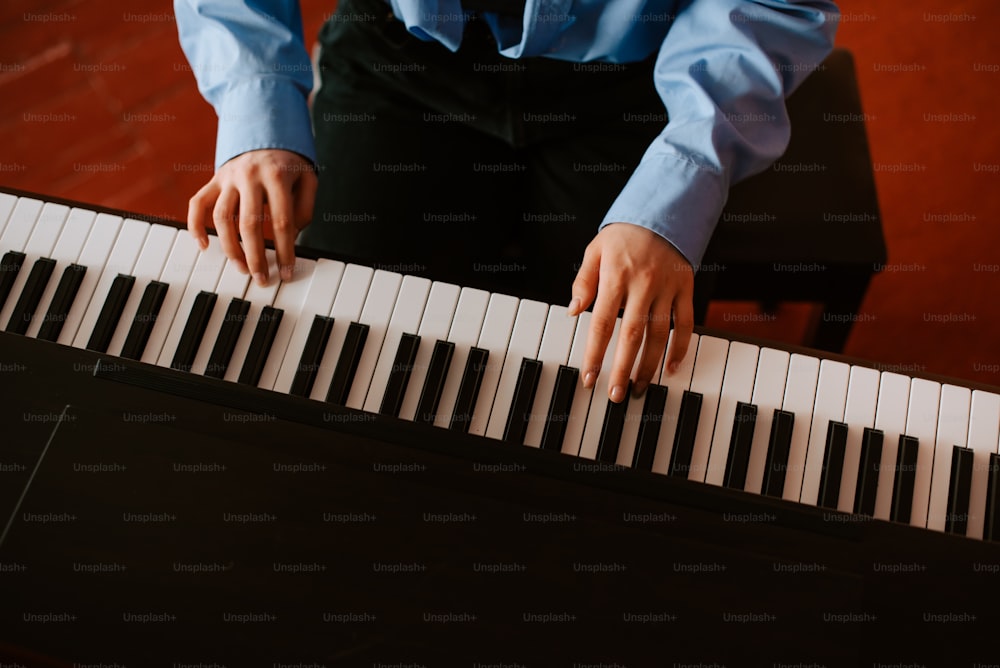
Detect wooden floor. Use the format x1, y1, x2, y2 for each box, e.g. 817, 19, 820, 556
2, 0, 999, 387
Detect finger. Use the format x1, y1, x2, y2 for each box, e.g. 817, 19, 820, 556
212, 184, 247, 274
294, 169, 318, 229
581, 272, 624, 390
632, 295, 673, 396
187, 181, 219, 250
608, 290, 654, 403
664, 281, 695, 376
238, 181, 268, 286
264, 178, 297, 281
568, 242, 600, 317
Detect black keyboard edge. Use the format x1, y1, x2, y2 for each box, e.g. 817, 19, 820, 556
9, 329, 1000, 555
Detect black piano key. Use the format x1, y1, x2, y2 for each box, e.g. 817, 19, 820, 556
818, 420, 848, 509
327, 322, 370, 405
37, 263, 86, 342
5, 257, 55, 334
86, 274, 135, 353
205, 298, 251, 379
595, 380, 631, 463
669, 390, 703, 478
379, 333, 420, 417
450, 347, 489, 433
170, 291, 218, 372
0, 250, 26, 310
416, 340, 455, 425
289, 315, 335, 397
945, 444, 975, 534
237, 306, 283, 386
539, 364, 578, 451
723, 401, 757, 490
889, 435, 920, 524
853, 427, 883, 516
984, 453, 1000, 541
502, 358, 542, 444
632, 384, 668, 471
762, 409, 795, 498
120, 280, 169, 360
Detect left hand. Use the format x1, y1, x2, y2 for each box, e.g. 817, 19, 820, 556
568, 222, 695, 402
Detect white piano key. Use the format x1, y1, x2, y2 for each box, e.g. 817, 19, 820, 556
156, 236, 228, 367
71, 218, 149, 348
779, 353, 820, 502
560, 310, 593, 456
272, 258, 346, 394
523, 305, 577, 448
617, 343, 666, 467
430, 287, 490, 427
686, 335, 730, 482
0, 202, 68, 328
966, 390, 1000, 539
836, 366, 880, 513
578, 319, 624, 461
468, 293, 519, 437
744, 347, 790, 494
139, 231, 202, 364
704, 341, 759, 486
223, 250, 280, 383
870, 373, 912, 521
346, 270, 404, 410
902, 379, 941, 528
799, 359, 850, 505
485, 299, 548, 440
399, 282, 461, 422
363, 276, 431, 413
926, 384, 969, 531
309, 263, 372, 400
189, 259, 251, 376
0, 193, 17, 237
256, 256, 318, 389
651, 330, 699, 475
57, 214, 123, 346
0, 197, 43, 253
104, 225, 177, 357
25, 208, 97, 338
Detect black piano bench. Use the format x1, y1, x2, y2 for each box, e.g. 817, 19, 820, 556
694, 48, 887, 354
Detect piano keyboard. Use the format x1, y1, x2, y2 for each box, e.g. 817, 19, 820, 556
3, 191, 1000, 543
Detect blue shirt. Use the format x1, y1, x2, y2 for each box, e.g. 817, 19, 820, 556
174, 0, 838, 269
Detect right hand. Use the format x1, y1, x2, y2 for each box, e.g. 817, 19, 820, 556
187, 149, 318, 285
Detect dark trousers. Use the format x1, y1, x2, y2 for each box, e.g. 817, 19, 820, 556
301, 0, 666, 305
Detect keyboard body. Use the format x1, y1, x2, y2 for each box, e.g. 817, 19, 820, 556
1, 189, 999, 664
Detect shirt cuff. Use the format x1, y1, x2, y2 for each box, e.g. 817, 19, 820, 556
213, 77, 317, 170
599, 150, 726, 272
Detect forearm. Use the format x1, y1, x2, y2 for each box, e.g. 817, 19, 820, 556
601, 0, 840, 269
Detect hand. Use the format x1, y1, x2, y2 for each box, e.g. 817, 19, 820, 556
187, 149, 318, 285
568, 222, 695, 403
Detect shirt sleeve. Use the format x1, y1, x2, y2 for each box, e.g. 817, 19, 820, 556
174, 0, 317, 170
599, 0, 839, 270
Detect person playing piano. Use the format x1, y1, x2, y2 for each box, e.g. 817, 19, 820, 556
174, 0, 839, 405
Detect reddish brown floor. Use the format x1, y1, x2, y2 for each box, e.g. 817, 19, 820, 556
2, 0, 998, 386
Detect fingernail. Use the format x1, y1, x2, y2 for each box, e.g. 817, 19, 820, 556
567, 297, 581, 316
280, 265, 293, 281
253, 272, 268, 287
198, 237, 208, 250
583, 370, 596, 388
236, 260, 249, 275
610, 385, 624, 403
667, 361, 679, 376
632, 380, 648, 397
